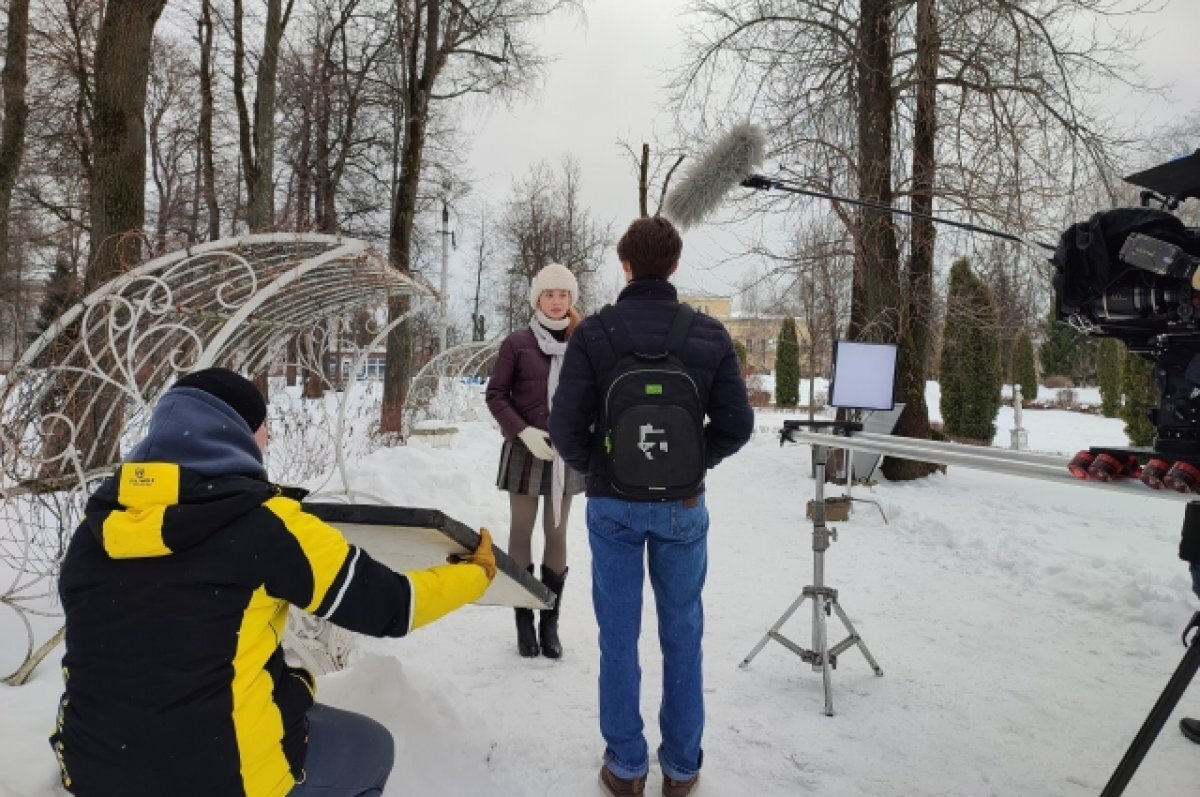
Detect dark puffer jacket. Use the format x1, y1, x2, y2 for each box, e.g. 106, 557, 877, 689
50, 388, 489, 797
549, 277, 754, 500
486, 325, 560, 440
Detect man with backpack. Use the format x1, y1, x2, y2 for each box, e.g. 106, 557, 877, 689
549, 216, 754, 797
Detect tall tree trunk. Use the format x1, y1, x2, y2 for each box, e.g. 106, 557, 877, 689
381, 103, 428, 432
188, 135, 201, 240
198, 0, 219, 241
76, 0, 165, 472
882, 0, 938, 480
149, 101, 167, 253
637, 143, 649, 218
89, 0, 164, 289
295, 54, 313, 229
0, 0, 30, 288
233, 0, 289, 231
314, 60, 334, 232
381, 0, 442, 434
848, 0, 900, 343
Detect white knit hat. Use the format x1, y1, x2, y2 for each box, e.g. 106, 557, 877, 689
528, 263, 578, 310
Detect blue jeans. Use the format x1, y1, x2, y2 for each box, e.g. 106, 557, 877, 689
587, 495, 708, 782
288, 704, 394, 797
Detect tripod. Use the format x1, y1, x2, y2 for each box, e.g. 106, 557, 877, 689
1100, 611, 1200, 796
1100, 501, 1200, 796
741, 423, 884, 715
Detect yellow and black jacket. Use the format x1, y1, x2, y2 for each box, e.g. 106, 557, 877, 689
50, 387, 489, 797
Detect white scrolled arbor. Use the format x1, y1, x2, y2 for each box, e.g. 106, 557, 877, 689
0, 234, 432, 684
404, 341, 499, 432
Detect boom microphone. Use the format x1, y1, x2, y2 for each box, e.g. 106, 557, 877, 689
663, 122, 1055, 254
663, 123, 767, 229
741, 175, 1055, 255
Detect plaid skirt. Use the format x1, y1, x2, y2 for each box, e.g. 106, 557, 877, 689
496, 438, 586, 497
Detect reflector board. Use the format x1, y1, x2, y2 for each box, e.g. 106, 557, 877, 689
305, 504, 554, 610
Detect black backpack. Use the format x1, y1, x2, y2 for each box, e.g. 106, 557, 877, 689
598, 303, 706, 500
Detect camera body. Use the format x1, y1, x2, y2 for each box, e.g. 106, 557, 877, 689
1052, 151, 1200, 457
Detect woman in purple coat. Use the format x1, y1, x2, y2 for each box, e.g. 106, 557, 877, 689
486, 263, 585, 659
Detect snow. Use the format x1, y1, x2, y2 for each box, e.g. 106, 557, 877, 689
3, 384, 1200, 796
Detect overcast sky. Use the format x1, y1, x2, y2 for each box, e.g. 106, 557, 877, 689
452, 0, 1200, 319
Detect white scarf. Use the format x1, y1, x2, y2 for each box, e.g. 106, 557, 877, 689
530, 315, 568, 527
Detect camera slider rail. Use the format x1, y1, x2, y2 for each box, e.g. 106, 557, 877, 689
779, 427, 1196, 504
779, 419, 862, 447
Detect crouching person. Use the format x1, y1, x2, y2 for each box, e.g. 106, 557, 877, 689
49, 368, 497, 797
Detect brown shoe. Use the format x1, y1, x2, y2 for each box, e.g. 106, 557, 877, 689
599, 765, 646, 796
662, 773, 699, 797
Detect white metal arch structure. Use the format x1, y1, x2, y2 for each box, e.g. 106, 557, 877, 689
0, 233, 430, 684
403, 341, 500, 433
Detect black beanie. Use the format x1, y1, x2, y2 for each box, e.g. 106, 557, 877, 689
173, 367, 267, 431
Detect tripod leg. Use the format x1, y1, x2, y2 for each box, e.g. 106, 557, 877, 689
1100, 611, 1200, 797
811, 588, 823, 669
830, 601, 884, 677
741, 592, 810, 668
816, 593, 835, 716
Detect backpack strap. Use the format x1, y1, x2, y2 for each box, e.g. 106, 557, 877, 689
602, 302, 697, 358
665, 304, 696, 355
599, 304, 636, 358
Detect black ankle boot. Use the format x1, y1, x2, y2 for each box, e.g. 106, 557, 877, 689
539, 565, 568, 659
515, 609, 539, 657
516, 565, 539, 657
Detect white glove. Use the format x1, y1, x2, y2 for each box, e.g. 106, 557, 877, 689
518, 426, 555, 461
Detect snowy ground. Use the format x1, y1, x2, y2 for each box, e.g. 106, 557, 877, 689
3, 385, 1200, 796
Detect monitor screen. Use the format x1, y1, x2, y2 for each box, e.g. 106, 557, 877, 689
828, 340, 898, 410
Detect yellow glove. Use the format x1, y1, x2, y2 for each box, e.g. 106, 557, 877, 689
448, 527, 497, 582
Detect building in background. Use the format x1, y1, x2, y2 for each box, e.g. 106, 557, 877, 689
678, 292, 809, 375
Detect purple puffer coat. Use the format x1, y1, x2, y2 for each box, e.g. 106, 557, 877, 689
486, 326, 559, 440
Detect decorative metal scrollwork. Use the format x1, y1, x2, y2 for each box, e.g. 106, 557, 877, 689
0, 234, 429, 684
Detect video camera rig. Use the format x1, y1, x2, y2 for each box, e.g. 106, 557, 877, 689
1053, 150, 1200, 482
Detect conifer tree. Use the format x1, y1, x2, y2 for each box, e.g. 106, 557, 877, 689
774, 316, 800, 407
1096, 338, 1125, 418
33, 255, 81, 339
1011, 330, 1037, 405
733, 339, 748, 375
1040, 307, 1099, 383
1119, 351, 1156, 446
939, 258, 1002, 441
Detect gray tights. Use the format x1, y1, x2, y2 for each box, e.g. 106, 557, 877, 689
507, 493, 571, 574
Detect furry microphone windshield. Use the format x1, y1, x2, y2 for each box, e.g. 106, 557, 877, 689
663, 123, 767, 230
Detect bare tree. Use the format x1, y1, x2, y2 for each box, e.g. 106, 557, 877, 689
278, 0, 393, 233
196, 0, 220, 241
0, 0, 31, 287
673, 0, 1154, 478
232, 0, 294, 231
617, 136, 686, 219
147, 38, 199, 253
498, 157, 612, 330
469, 204, 499, 341
380, 0, 576, 432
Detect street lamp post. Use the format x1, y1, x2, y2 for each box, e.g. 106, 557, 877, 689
438, 188, 450, 353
